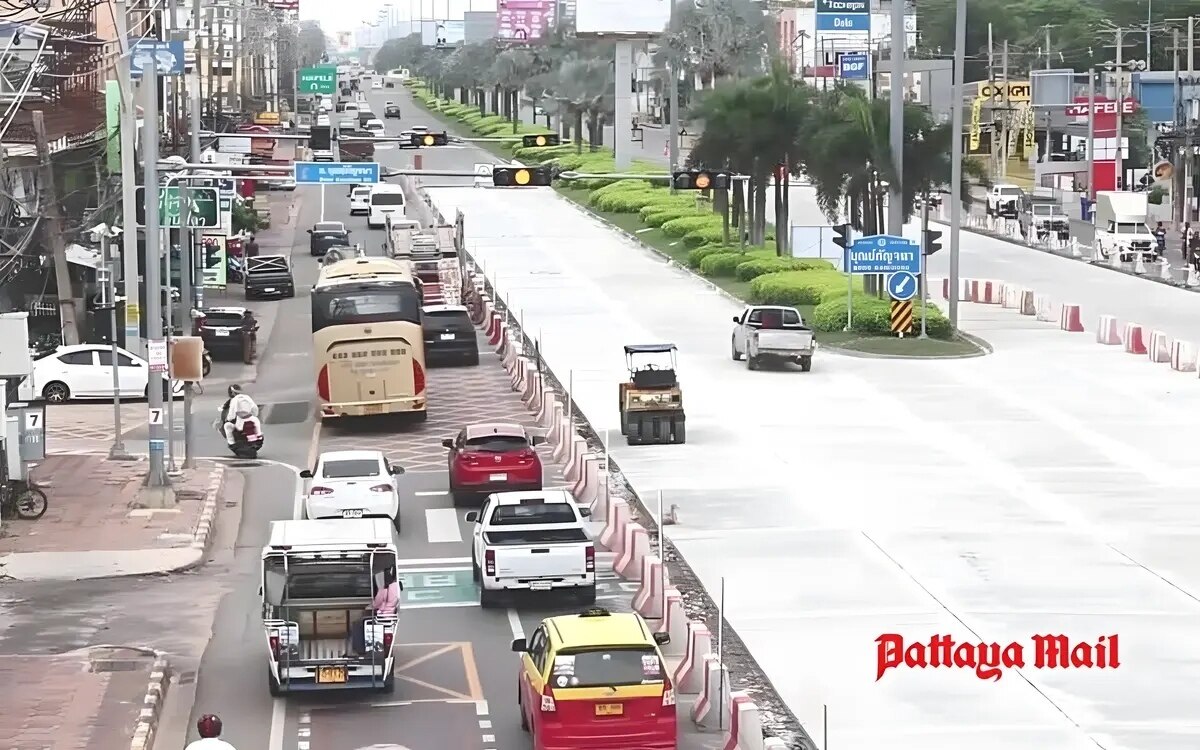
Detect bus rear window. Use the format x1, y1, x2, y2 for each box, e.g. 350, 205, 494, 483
312, 287, 421, 329
550, 648, 664, 689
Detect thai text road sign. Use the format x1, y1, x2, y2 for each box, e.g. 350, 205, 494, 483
298, 65, 337, 95
135, 186, 220, 228
846, 234, 921, 275
890, 299, 914, 334
130, 40, 184, 77
294, 161, 381, 184
886, 271, 918, 301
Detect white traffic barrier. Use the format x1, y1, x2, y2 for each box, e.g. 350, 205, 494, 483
690, 654, 730, 726
546, 403, 567, 446
571, 455, 604, 508
675, 623, 714, 694
564, 437, 591, 484
614, 523, 650, 580
1096, 315, 1121, 345
505, 350, 523, 384
520, 364, 540, 406
1034, 294, 1056, 322
655, 587, 688, 657
1170, 340, 1197, 372
632, 554, 668, 619
1149, 330, 1172, 363
537, 394, 559, 429
722, 692, 763, 750
551, 421, 575, 462
940, 278, 970, 301
600, 498, 630, 552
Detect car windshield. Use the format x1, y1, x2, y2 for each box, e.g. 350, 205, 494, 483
465, 435, 527, 452
321, 459, 381, 478
202, 313, 244, 326
315, 222, 345, 232
550, 647, 664, 688
371, 193, 405, 206
489, 502, 577, 526
1114, 223, 1150, 235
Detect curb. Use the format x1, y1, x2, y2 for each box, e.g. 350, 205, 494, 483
190, 465, 228, 554
129, 652, 171, 750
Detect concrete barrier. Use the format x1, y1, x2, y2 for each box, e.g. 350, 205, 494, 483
547, 403, 566, 446
969, 279, 1002, 304
1170, 340, 1197, 372
722, 692, 763, 750
632, 554, 668, 619
1016, 289, 1036, 315
470, 294, 489, 325
655, 587, 688, 657
941, 278, 970, 301
496, 329, 512, 357
1000, 285, 1022, 309
503, 346, 520, 380
690, 655, 730, 726
1124, 323, 1148, 355
1058, 304, 1084, 332
572, 455, 604, 506
599, 498, 630, 552
614, 523, 650, 580
537, 394, 559, 429
522, 367, 543, 411
563, 437, 591, 484
551, 421, 575, 462
1149, 330, 1172, 363
674, 622, 714, 694
1034, 294, 1056, 322
1096, 315, 1121, 345
486, 311, 503, 345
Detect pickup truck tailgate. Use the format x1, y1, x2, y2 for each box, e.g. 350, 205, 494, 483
754, 329, 814, 352
484, 528, 589, 581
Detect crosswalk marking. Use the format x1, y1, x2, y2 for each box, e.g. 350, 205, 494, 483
425, 508, 464, 543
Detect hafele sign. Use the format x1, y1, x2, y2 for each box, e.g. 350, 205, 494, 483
1064, 98, 1139, 117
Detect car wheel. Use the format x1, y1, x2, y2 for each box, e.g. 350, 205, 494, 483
731, 337, 742, 361
41, 381, 70, 404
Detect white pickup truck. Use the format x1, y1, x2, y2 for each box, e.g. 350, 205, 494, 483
730, 305, 816, 371
464, 490, 595, 608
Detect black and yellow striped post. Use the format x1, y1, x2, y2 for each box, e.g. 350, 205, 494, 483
890, 299, 914, 337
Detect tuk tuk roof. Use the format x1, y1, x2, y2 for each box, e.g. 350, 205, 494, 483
265, 519, 395, 554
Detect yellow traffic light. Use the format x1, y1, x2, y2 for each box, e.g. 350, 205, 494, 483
422, 134, 435, 146
515, 169, 531, 185
694, 173, 711, 190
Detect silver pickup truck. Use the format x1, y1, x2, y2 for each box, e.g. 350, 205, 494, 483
730, 305, 816, 372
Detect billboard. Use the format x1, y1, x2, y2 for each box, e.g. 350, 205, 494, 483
498, 0, 556, 41
575, 0, 666, 36
421, 19, 465, 46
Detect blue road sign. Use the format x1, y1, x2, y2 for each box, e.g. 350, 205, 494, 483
816, 12, 870, 31
129, 40, 184, 77
886, 271, 918, 301
815, 0, 867, 11
294, 161, 381, 184
846, 234, 921, 275
838, 53, 870, 80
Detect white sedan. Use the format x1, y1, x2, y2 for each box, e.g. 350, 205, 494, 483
17, 344, 183, 404
300, 450, 405, 530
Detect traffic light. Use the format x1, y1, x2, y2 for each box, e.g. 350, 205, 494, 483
923, 228, 943, 256
493, 166, 553, 187
521, 133, 561, 148
672, 170, 730, 191
410, 132, 449, 147
832, 223, 851, 250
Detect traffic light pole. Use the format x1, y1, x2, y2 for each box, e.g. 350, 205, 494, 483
919, 195, 930, 339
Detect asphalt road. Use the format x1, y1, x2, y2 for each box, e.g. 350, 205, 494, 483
179, 98, 723, 750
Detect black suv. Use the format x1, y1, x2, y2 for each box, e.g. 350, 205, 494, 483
196, 307, 259, 363
309, 221, 351, 256
422, 305, 479, 366
384, 103, 401, 119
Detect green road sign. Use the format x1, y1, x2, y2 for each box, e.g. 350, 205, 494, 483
135, 186, 220, 228
399, 568, 477, 607
298, 65, 337, 95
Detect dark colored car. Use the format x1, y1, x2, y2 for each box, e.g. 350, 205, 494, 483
195, 306, 258, 363
422, 305, 479, 366
244, 254, 295, 300
308, 221, 351, 256
443, 422, 545, 506
384, 104, 401, 119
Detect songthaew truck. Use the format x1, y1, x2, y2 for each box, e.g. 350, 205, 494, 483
1092, 191, 1157, 263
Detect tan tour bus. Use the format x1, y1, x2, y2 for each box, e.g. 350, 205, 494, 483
311, 256, 427, 421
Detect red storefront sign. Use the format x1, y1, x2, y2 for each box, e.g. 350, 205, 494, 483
1064, 96, 1138, 135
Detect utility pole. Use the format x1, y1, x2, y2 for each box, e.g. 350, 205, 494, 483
114, 0, 143, 356
1086, 67, 1095, 201
1000, 39, 1010, 179
182, 85, 202, 470
1042, 25, 1056, 164
1114, 26, 1124, 190
666, 0, 680, 193
31, 112, 81, 346
144, 63, 168, 488
1173, 28, 1183, 224
887, 0, 905, 236
987, 23, 995, 177
948, 0, 966, 331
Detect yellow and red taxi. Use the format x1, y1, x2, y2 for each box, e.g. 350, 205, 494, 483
513, 607, 676, 750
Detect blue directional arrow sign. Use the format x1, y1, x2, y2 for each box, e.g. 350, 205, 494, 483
294, 161, 381, 184
886, 271, 918, 301
846, 234, 921, 275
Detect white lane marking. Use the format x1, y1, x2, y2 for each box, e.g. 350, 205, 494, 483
402, 601, 478, 610
482, 735, 495, 743
415, 490, 449, 497
475, 700, 489, 715
268, 698, 285, 750
425, 507, 464, 543
297, 728, 310, 737
479, 719, 492, 728
299, 714, 310, 724
506, 608, 524, 640
395, 556, 471, 566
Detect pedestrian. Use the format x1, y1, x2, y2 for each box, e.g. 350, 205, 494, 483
1154, 221, 1167, 258
1190, 231, 1200, 272
352, 568, 401, 654
1181, 223, 1191, 264
244, 233, 260, 258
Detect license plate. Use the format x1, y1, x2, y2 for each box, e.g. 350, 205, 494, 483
363, 404, 384, 414
489, 473, 507, 482
215, 329, 230, 337
264, 287, 276, 293
316, 665, 347, 683
530, 581, 552, 591
440, 333, 455, 340
595, 703, 623, 716
342, 509, 364, 519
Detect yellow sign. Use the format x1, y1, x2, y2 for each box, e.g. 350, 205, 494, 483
974, 81, 1031, 102
254, 112, 280, 125
125, 303, 141, 326
969, 98, 982, 151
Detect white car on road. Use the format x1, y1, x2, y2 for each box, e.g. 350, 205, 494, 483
300, 450, 405, 530
17, 344, 183, 404
364, 118, 385, 136
349, 185, 372, 215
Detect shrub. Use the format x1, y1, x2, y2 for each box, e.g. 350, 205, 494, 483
682, 225, 729, 247
595, 190, 664, 213
734, 257, 836, 281
699, 252, 751, 277
589, 181, 657, 206
811, 293, 953, 338
639, 198, 697, 220
644, 208, 705, 227
661, 215, 721, 238
747, 269, 854, 307
686, 244, 733, 268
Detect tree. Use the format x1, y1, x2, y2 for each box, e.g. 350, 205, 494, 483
375, 33, 425, 75
297, 21, 327, 68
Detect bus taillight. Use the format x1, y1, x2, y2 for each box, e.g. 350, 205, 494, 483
317, 365, 330, 401
412, 359, 426, 394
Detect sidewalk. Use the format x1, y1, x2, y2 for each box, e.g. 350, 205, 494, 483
44, 402, 148, 455
256, 190, 301, 253
0, 453, 231, 581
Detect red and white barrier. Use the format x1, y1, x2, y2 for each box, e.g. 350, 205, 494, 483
1018, 289, 1036, 315
503, 346, 520, 380
1170, 340, 1196, 372
655, 588, 688, 657
546, 403, 567, 446
486, 311, 503, 346
1059, 304, 1084, 332
674, 622, 714, 694
470, 294, 490, 325
632, 554, 668, 618
1000, 285, 1023, 309
1034, 294, 1056, 322
496, 330, 512, 357
691, 655, 730, 727
614, 523, 650, 580
1124, 323, 1148, 355
969, 279, 1002, 304
536, 394, 559, 429
563, 437, 591, 484
1096, 315, 1121, 345
572, 456, 605, 512
722, 693, 764, 750
941, 278, 970, 301
551, 421, 575, 462
1149, 330, 1172, 363
522, 367, 543, 411
599, 498, 630, 552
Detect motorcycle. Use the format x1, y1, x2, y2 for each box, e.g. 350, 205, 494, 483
220, 416, 265, 459
202, 350, 212, 377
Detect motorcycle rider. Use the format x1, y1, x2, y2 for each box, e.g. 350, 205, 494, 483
185, 714, 236, 750
214, 384, 260, 446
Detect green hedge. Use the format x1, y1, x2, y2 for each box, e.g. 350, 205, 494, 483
687, 243, 736, 267
643, 207, 705, 227
734, 257, 835, 281
595, 189, 668, 213
661, 215, 722, 238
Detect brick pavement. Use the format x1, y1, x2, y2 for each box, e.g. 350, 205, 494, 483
0, 650, 156, 750
44, 403, 147, 455
0, 454, 221, 554
255, 191, 300, 253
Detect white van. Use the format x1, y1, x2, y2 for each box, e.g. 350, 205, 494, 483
367, 184, 405, 229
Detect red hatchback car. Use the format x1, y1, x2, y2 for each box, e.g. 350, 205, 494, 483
444, 422, 546, 506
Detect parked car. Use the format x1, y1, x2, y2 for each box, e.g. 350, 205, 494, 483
422, 305, 479, 366
308, 221, 351, 256
244, 254, 295, 300
300, 450, 406, 530
195, 306, 259, 363
464, 489, 594, 607
384, 103, 401, 119
443, 422, 546, 506
16, 344, 183, 403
